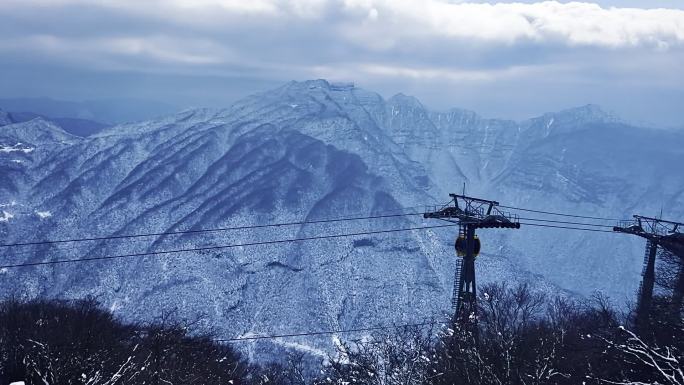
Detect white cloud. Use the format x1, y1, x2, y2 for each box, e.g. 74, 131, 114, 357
356, 62, 554, 82
340, 1, 684, 49
0, 1, 682, 77
0, 34, 228, 67
0, 0, 682, 126
368, 7, 379, 21
2, 1, 683, 49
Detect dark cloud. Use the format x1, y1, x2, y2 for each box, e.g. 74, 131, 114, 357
0, 0, 682, 127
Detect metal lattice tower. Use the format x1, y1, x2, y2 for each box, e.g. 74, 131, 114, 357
424, 194, 520, 326
613, 215, 684, 332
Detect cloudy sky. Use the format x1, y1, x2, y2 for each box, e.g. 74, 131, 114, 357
1, 0, 683, 126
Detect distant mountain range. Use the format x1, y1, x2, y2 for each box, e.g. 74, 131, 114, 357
0, 97, 179, 136
0, 110, 109, 137
1, 80, 682, 358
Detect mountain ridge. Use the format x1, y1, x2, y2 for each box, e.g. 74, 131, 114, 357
0, 79, 682, 359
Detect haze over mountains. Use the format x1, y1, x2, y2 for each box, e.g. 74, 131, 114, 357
1, 80, 682, 357
0, 97, 179, 137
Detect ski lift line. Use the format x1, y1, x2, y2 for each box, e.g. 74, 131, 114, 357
0, 223, 460, 269
1, 217, 616, 262
216, 320, 442, 342
499, 205, 625, 222
20, 318, 447, 351
0, 206, 424, 257
0, 202, 624, 249
520, 222, 615, 233
517, 217, 614, 228
0, 222, 619, 271
0, 211, 426, 249
0, 242, 93, 258
0, 216, 619, 260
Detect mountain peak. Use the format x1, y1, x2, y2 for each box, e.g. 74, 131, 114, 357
284, 79, 332, 91
524, 104, 623, 135
388, 93, 424, 110
550, 104, 620, 123
1, 117, 77, 144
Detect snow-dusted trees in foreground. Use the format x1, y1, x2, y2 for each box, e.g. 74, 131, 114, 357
601, 326, 683, 385
318, 282, 683, 385
315, 325, 437, 385
1, 283, 681, 385
0, 298, 251, 384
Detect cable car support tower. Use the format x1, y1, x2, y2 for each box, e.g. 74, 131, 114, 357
613, 215, 684, 333
424, 194, 520, 326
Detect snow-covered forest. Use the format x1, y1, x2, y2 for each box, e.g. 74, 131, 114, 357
2, 277, 682, 384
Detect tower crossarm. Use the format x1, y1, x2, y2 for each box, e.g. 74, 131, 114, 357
614, 215, 684, 258
614, 214, 684, 334
424, 194, 521, 229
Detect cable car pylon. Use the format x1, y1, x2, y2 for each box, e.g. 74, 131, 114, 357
613, 215, 684, 334
424, 194, 520, 327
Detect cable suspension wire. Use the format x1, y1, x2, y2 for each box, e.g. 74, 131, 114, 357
0, 223, 459, 270
0, 221, 619, 271
519, 222, 615, 233
0, 210, 424, 249
518, 217, 614, 228
2, 241, 93, 259
217, 319, 443, 343
500, 204, 624, 222
21, 318, 447, 351
0, 207, 421, 257
0, 201, 627, 250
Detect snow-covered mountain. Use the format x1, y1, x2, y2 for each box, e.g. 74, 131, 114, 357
0, 107, 110, 137
1, 80, 682, 358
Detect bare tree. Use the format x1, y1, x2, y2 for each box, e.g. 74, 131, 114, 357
317, 325, 437, 385
598, 326, 683, 385
0, 298, 252, 385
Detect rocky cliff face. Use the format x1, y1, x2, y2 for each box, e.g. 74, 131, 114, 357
1, 80, 682, 358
